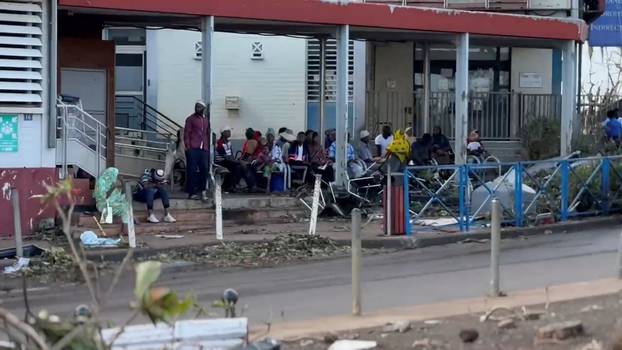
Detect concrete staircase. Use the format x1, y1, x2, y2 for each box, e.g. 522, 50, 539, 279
74, 195, 308, 236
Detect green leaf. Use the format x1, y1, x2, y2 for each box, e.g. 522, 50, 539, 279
134, 261, 162, 300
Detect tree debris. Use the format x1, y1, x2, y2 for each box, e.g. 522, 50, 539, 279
537, 320, 584, 340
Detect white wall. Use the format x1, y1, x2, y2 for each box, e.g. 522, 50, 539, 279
151, 30, 306, 139
511, 48, 553, 94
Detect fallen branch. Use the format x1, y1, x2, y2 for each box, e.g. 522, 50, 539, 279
0, 307, 48, 350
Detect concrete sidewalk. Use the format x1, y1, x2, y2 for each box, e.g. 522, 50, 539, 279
256, 278, 622, 341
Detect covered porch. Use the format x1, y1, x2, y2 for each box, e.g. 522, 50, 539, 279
56, 0, 587, 183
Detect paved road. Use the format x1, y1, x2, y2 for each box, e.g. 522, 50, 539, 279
2, 226, 621, 326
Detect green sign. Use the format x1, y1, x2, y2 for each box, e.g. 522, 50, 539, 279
0, 115, 18, 152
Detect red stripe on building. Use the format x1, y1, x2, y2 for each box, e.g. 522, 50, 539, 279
59, 0, 587, 41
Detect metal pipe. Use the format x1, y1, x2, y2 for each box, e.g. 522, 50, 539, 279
62, 106, 68, 179
423, 43, 431, 133
48, 0, 58, 149
124, 182, 136, 248
11, 188, 23, 258
351, 208, 362, 316
319, 37, 326, 145
96, 123, 101, 176
215, 174, 224, 240
309, 174, 322, 235
386, 162, 392, 236
490, 198, 501, 296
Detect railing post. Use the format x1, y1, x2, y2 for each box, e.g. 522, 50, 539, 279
96, 123, 101, 177
560, 160, 570, 221
459, 165, 468, 232
309, 174, 322, 236
601, 158, 610, 215
351, 208, 362, 316
11, 188, 23, 258
215, 174, 224, 240
403, 171, 411, 236
514, 163, 523, 227
490, 198, 501, 296
62, 106, 68, 179
386, 162, 392, 236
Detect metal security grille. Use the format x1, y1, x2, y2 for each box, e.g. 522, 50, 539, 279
306, 39, 354, 103
0, 0, 44, 110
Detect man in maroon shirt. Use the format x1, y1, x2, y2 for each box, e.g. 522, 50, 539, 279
184, 101, 210, 199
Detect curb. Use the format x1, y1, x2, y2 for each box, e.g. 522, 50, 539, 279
81, 215, 622, 262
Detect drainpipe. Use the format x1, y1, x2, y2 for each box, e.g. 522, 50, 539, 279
319, 37, 326, 145
47, 0, 58, 149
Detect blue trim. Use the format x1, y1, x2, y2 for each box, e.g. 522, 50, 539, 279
601, 158, 610, 214
403, 172, 412, 236
552, 49, 562, 95
514, 163, 523, 227
560, 160, 570, 221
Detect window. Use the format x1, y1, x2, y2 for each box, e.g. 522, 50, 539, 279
251, 41, 264, 60
306, 39, 354, 103
0, 0, 44, 111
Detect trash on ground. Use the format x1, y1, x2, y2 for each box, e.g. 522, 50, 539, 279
80, 230, 121, 248
328, 340, 377, 350
3, 257, 30, 274
155, 234, 185, 239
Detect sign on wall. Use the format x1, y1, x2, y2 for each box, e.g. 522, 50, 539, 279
519, 73, 544, 89
0, 115, 18, 152
589, 0, 622, 47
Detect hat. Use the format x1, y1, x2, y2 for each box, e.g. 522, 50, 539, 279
153, 169, 165, 181
360, 130, 371, 139
404, 127, 413, 135
196, 100, 207, 108
279, 129, 296, 142
220, 125, 233, 133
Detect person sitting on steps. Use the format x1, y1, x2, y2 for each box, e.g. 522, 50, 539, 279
134, 168, 176, 224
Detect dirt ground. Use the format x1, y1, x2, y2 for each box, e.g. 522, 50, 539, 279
284, 293, 622, 350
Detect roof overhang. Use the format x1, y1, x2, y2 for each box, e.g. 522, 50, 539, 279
58, 0, 588, 43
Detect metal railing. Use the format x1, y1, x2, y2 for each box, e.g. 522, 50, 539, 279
404, 155, 622, 233
115, 95, 182, 139
57, 102, 107, 178
366, 90, 565, 140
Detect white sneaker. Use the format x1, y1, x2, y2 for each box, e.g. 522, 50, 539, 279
163, 213, 177, 223
147, 214, 160, 223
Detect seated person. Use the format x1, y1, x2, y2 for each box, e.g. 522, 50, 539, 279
358, 130, 375, 165
375, 125, 393, 157
328, 135, 362, 178
308, 131, 334, 183
134, 168, 176, 224
411, 133, 432, 166
287, 131, 310, 183
215, 126, 249, 192
431, 126, 453, 164
467, 129, 485, 157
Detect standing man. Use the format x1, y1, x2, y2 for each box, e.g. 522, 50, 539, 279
184, 101, 210, 200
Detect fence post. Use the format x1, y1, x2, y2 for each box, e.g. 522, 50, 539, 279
386, 162, 392, 236
11, 188, 23, 258
514, 163, 523, 227
309, 174, 322, 236
351, 208, 362, 316
124, 182, 136, 248
403, 171, 411, 236
459, 165, 468, 232
215, 174, 224, 241
490, 198, 501, 296
601, 158, 610, 215
560, 160, 570, 221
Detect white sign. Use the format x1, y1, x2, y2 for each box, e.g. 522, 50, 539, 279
519, 73, 544, 89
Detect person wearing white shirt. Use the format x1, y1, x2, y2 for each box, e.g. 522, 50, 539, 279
374, 125, 393, 157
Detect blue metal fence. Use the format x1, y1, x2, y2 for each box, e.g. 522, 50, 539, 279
404, 155, 622, 235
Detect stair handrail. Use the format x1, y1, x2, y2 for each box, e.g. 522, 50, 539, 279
57, 99, 108, 178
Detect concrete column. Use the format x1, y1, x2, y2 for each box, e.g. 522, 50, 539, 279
335, 25, 350, 185
353, 40, 367, 137
201, 16, 214, 188
454, 33, 469, 164
319, 37, 326, 145
561, 40, 577, 156
201, 16, 214, 108
423, 43, 431, 133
